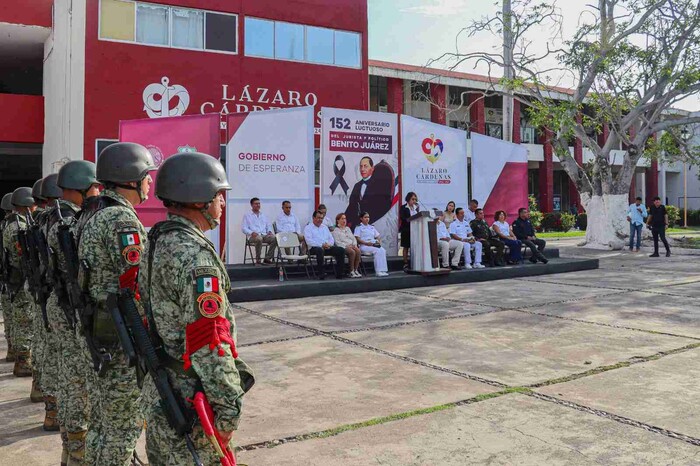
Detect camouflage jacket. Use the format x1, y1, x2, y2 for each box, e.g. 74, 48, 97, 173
2, 212, 28, 286
142, 214, 253, 433
470, 218, 495, 241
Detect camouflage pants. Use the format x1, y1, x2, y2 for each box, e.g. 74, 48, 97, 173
1, 293, 14, 348
31, 299, 53, 392
84, 346, 143, 466
10, 288, 34, 353
142, 378, 235, 466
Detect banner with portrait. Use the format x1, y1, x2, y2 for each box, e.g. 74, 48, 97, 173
226, 106, 315, 264
400, 115, 468, 212
321, 107, 399, 255
471, 133, 528, 220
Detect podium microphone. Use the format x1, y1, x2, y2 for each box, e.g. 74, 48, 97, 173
417, 199, 439, 218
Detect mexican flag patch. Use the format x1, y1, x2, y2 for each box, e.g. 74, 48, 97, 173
120, 232, 141, 247
196, 276, 219, 293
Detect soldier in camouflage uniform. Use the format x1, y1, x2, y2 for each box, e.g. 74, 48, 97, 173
75, 142, 155, 466
141, 152, 254, 465
1, 193, 16, 362
47, 161, 101, 465
3, 187, 37, 377
29, 179, 48, 402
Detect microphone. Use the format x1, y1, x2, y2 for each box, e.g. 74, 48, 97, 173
417, 198, 439, 218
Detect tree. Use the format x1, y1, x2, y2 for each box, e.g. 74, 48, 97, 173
435, 0, 700, 248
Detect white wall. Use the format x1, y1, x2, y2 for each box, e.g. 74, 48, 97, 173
43, 0, 86, 175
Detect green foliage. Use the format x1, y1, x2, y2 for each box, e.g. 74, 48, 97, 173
541, 212, 577, 232
528, 195, 543, 229
677, 209, 700, 226
560, 212, 577, 232
665, 205, 680, 226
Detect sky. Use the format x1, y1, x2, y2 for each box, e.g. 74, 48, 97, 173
367, 0, 700, 112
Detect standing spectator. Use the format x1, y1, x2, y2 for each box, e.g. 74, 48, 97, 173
646, 196, 671, 257
465, 199, 479, 223
492, 210, 523, 264
399, 192, 419, 270
317, 204, 335, 231
512, 208, 548, 263
304, 210, 345, 279
242, 197, 277, 265
443, 201, 457, 229
449, 207, 484, 269
470, 208, 505, 266
355, 212, 389, 277
436, 215, 463, 270
626, 196, 647, 252
276, 200, 305, 253
332, 213, 362, 278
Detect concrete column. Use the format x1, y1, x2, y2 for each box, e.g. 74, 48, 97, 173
429, 83, 446, 125
512, 100, 521, 144
659, 162, 667, 204
386, 78, 404, 115
539, 128, 554, 212
468, 93, 485, 134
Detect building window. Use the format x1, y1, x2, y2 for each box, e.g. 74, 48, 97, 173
449, 86, 470, 106
244, 17, 361, 68
369, 76, 387, 112
486, 123, 503, 139
99, 0, 237, 54
410, 81, 430, 101
275, 22, 304, 61
521, 125, 536, 144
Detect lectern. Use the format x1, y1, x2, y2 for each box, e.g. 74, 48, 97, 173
407, 210, 449, 275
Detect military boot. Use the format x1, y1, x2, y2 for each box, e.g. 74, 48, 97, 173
60, 426, 69, 466
30, 372, 44, 402
66, 430, 87, 466
5, 342, 16, 362
12, 351, 32, 377
42, 396, 60, 431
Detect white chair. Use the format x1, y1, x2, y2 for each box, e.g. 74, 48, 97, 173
275, 232, 311, 279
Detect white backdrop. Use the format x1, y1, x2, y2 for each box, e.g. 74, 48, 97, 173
321, 107, 399, 254
226, 106, 315, 263
400, 115, 468, 211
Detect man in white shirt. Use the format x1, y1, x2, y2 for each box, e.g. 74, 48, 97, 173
276, 200, 306, 253
241, 197, 277, 265
436, 216, 464, 270
304, 210, 346, 279
464, 199, 479, 223
317, 204, 335, 230
449, 207, 484, 269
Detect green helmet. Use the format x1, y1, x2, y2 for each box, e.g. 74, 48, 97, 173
12, 187, 35, 207
58, 160, 98, 190
1, 193, 12, 211
96, 142, 156, 183
32, 179, 46, 201
156, 152, 230, 204
41, 173, 63, 199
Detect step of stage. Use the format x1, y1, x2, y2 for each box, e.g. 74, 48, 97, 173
227, 256, 597, 303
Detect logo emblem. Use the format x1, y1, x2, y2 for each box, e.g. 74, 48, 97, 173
421, 134, 444, 164
177, 145, 197, 153
143, 76, 190, 118
197, 292, 223, 318
122, 245, 142, 265
146, 145, 164, 167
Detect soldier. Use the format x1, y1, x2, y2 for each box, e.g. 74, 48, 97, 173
3, 187, 37, 377
470, 208, 505, 267
75, 142, 155, 466
1, 193, 15, 362
47, 161, 101, 465
141, 152, 254, 465
28, 178, 48, 402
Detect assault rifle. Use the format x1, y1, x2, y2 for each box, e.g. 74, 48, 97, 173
15, 217, 32, 293
51, 202, 77, 328
117, 289, 203, 466
56, 221, 112, 375
25, 213, 51, 332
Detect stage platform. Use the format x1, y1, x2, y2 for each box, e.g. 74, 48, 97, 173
226, 249, 599, 302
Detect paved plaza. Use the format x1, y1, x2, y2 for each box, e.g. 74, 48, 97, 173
1, 245, 699, 465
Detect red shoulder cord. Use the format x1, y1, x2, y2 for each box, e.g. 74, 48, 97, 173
183, 316, 238, 371
119, 266, 141, 301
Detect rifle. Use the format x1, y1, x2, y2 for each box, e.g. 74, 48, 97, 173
25, 213, 51, 332
50, 202, 77, 329
106, 293, 137, 368
56, 222, 112, 375
117, 288, 203, 466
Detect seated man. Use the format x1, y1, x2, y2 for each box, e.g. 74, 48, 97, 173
436, 215, 463, 270
276, 200, 306, 253
470, 208, 505, 266
317, 204, 335, 231
304, 210, 345, 280
449, 208, 484, 269
242, 197, 276, 265
512, 208, 548, 264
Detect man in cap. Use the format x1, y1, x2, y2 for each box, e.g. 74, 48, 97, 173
141, 152, 253, 465
45, 161, 101, 464
0, 193, 16, 362
75, 142, 155, 465
3, 187, 37, 377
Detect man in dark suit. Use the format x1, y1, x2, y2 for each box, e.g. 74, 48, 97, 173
343, 156, 394, 228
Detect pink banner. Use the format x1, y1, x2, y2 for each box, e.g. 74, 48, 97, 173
119, 113, 221, 227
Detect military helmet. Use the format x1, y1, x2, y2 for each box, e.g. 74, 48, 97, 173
58, 160, 98, 190
96, 142, 156, 183
1, 193, 13, 211
11, 187, 35, 207
32, 179, 46, 201
40, 173, 63, 199
156, 152, 230, 204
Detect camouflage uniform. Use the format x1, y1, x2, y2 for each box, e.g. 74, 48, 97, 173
77, 189, 146, 466
3, 212, 34, 374
47, 199, 89, 462
0, 215, 15, 359
141, 214, 253, 466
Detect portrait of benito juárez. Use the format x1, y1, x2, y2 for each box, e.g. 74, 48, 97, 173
343, 156, 394, 228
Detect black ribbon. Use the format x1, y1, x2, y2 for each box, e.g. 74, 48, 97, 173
329, 155, 350, 195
